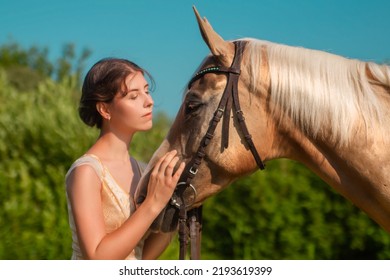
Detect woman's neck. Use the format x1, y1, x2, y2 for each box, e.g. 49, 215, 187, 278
89, 131, 133, 162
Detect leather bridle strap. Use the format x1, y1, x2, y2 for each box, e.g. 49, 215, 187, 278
231, 63, 265, 170
185, 40, 265, 180
176, 40, 265, 260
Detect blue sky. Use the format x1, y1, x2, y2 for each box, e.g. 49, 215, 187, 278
1, 0, 389, 118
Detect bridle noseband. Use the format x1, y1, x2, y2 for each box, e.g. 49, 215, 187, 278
172, 40, 265, 259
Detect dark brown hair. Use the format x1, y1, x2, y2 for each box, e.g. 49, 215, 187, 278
79, 58, 154, 128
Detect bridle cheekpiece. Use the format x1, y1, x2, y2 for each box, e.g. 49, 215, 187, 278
172, 40, 265, 260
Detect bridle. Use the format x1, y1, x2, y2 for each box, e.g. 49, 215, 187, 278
171, 40, 265, 259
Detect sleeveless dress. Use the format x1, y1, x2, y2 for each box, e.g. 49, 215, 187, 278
65, 154, 146, 260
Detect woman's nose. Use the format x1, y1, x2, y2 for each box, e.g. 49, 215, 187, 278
145, 92, 154, 108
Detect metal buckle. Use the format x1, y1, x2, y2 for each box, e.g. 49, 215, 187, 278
213, 108, 224, 122
170, 182, 197, 209
189, 166, 198, 175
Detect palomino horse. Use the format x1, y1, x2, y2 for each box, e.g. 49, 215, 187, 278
136, 7, 390, 242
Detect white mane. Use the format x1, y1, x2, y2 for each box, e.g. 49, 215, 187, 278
245, 38, 390, 145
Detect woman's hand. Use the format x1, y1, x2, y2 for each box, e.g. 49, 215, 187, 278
144, 150, 185, 213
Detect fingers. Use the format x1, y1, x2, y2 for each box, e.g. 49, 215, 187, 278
158, 150, 178, 175
146, 150, 186, 209
151, 150, 176, 177
151, 150, 185, 184
172, 161, 186, 182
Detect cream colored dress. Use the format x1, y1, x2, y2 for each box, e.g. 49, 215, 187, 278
65, 154, 145, 260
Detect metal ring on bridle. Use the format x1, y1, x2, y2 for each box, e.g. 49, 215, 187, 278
170, 182, 197, 209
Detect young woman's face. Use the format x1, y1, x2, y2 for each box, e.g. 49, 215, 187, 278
107, 71, 154, 135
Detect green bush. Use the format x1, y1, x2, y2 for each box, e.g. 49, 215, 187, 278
200, 160, 390, 259
0, 70, 93, 259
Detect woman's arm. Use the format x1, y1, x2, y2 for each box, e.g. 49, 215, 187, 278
66, 150, 184, 260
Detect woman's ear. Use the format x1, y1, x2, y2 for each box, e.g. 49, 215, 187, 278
96, 102, 111, 120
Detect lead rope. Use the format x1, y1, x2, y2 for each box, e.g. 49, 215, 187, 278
178, 206, 202, 260
178, 204, 188, 260
189, 207, 202, 260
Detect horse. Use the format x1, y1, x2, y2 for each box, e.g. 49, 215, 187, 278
135, 7, 390, 241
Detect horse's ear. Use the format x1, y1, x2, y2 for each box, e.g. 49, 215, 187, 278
193, 6, 234, 66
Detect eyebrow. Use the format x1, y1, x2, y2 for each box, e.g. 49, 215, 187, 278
128, 83, 149, 91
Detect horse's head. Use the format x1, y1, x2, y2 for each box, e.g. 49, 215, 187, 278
135, 7, 274, 232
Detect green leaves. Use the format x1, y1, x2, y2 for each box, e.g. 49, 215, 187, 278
198, 160, 390, 259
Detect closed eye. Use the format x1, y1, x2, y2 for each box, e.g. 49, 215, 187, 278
185, 100, 203, 115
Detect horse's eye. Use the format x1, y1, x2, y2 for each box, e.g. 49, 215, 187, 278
185, 101, 203, 115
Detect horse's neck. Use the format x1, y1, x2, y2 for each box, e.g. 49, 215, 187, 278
275, 115, 390, 232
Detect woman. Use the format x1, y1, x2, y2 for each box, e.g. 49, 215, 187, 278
65, 58, 185, 260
